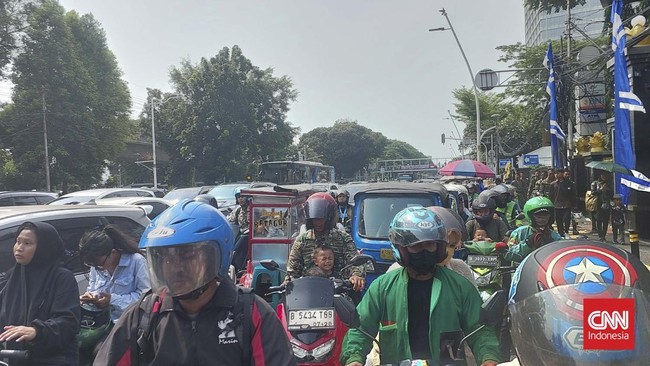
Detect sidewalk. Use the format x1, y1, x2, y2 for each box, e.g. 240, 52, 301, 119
564, 217, 650, 246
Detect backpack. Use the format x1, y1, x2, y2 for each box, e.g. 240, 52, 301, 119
135, 286, 255, 365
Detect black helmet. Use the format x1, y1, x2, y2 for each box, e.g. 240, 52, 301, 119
491, 184, 511, 208
472, 189, 497, 211
305, 192, 338, 230
193, 194, 219, 209
508, 240, 650, 364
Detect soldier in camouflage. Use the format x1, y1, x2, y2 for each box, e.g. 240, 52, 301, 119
286, 192, 366, 292
227, 187, 250, 233
228, 187, 250, 271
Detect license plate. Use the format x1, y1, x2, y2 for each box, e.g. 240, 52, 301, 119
287, 308, 335, 331
467, 255, 499, 267
380, 248, 394, 260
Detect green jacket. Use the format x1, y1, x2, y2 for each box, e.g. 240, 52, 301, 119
340, 267, 500, 365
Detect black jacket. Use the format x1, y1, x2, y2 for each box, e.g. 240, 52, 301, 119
94, 278, 296, 366
0, 221, 80, 366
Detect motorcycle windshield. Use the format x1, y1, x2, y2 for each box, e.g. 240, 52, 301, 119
285, 276, 334, 310
509, 284, 650, 366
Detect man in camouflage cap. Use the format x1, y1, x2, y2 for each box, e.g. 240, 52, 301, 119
286, 192, 365, 292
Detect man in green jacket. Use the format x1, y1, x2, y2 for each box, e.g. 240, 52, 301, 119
340, 207, 500, 366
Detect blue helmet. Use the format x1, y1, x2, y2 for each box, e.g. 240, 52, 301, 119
140, 199, 234, 297
234, 187, 242, 198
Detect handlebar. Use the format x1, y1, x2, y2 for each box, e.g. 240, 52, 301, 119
0, 350, 29, 359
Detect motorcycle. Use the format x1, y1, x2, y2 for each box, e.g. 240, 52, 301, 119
0, 350, 29, 366
332, 289, 508, 366
78, 302, 112, 366
462, 241, 515, 302
261, 254, 375, 365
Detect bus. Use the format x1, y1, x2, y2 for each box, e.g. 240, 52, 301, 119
259, 161, 336, 185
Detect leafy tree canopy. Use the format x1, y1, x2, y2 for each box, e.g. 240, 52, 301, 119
381, 139, 427, 160
0, 0, 132, 190
143, 46, 299, 186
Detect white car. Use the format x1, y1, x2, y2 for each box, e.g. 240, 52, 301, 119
48, 188, 155, 205
94, 197, 172, 219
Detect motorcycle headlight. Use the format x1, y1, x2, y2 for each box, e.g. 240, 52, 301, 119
290, 341, 310, 361
311, 339, 336, 361
474, 272, 492, 287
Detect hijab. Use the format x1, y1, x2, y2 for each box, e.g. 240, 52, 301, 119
0, 221, 66, 326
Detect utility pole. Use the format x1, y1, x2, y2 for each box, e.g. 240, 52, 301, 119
151, 100, 158, 189
42, 91, 51, 191
566, 0, 574, 162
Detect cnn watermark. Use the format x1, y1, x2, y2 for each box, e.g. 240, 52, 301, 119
583, 298, 635, 350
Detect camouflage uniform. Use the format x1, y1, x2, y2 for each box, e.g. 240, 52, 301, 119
286, 229, 364, 280
227, 204, 249, 231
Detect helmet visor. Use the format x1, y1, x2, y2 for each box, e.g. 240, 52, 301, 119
510, 285, 650, 365
147, 241, 220, 297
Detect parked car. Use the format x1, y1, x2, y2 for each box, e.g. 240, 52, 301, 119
0, 205, 150, 294
207, 182, 276, 211
48, 188, 155, 205
350, 182, 449, 288
0, 191, 58, 206
162, 186, 214, 205
94, 197, 172, 220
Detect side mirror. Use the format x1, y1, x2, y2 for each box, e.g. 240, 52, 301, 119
350, 254, 375, 267
480, 290, 507, 327
260, 259, 279, 271
333, 294, 360, 328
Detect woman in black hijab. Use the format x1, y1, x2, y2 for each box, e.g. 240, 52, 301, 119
0, 221, 80, 365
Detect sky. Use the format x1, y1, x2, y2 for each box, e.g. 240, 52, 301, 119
36, 1, 525, 162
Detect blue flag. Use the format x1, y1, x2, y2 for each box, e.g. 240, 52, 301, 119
612, 0, 646, 204
543, 43, 565, 169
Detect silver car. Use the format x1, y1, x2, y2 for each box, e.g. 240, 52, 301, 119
0, 205, 150, 294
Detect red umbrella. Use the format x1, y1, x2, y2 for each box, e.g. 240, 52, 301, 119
439, 159, 495, 178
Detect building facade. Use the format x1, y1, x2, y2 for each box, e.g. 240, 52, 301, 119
525, 0, 605, 46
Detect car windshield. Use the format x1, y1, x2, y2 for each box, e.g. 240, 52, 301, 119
163, 188, 200, 204
48, 196, 95, 205
358, 194, 436, 239
208, 185, 248, 199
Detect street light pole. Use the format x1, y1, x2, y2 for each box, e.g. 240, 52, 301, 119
433, 8, 482, 162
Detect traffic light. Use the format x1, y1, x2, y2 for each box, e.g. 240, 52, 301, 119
441, 133, 446, 144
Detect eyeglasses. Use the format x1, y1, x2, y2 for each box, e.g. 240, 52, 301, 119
84, 254, 110, 270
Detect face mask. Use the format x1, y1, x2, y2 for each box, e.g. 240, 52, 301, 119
407, 250, 441, 275
475, 214, 492, 226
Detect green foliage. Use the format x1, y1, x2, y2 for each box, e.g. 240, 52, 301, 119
452, 87, 544, 158
145, 46, 299, 185
299, 119, 388, 179
381, 139, 427, 160
0, 1, 132, 190
523, 0, 587, 13
0, 0, 33, 78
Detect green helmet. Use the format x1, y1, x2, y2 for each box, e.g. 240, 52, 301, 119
523, 196, 554, 224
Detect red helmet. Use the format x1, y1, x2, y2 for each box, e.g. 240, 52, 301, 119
305, 192, 338, 231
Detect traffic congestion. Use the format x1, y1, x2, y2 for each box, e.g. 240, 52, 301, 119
1, 0, 650, 365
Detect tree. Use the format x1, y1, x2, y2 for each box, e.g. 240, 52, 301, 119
452, 87, 545, 158
147, 46, 299, 185
0, 0, 33, 78
0, 1, 132, 190
299, 120, 387, 179
381, 139, 427, 160
524, 0, 587, 13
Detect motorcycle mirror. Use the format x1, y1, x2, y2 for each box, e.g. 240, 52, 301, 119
350, 254, 375, 267
260, 259, 280, 271
333, 294, 360, 328
338, 254, 375, 276
479, 290, 507, 327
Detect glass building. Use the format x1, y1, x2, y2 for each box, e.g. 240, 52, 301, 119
525, 0, 605, 46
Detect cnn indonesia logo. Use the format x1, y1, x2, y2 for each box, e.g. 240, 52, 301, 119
583, 298, 635, 350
